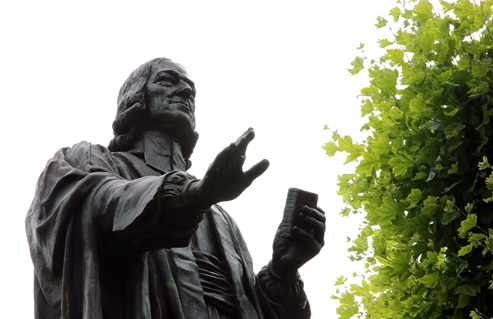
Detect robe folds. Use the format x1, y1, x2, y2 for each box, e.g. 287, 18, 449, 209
26, 140, 310, 319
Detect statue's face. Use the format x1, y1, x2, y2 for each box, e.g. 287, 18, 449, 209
144, 59, 196, 135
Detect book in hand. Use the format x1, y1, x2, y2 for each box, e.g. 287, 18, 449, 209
279, 188, 318, 238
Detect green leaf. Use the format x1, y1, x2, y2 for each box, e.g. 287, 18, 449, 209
360, 85, 379, 97
422, 196, 439, 217
373, 68, 398, 96
414, 171, 428, 180
361, 100, 374, 116
356, 152, 380, 175
406, 188, 422, 208
418, 272, 439, 288
352, 234, 369, 254
468, 233, 486, 244
478, 156, 491, 170
444, 122, 466, 139
457, 293, 469, 308
390, 7, 401, 22
443, 107, 459, 117
405, 70, 426, 86
485, 172, 493, 191
468, 80, 490, 97
455, 0, 475, 24
346, 150, 362, 164
455, 284, 478, 297
458, 244, 473, 256
414, 0, 434, 23
378, 38, 393, 48
338, 136, 354, 152
447, 162, 459, 174
369, 132, 391, 155
470, 311, 483, 319
409, 94, 426, 115
440, 0, 454, 12
389, 155, 413, 177
458, 214, 477, 239
332, 130, 341, 140
337, 136, 364, 164
385, 49, 405, 65
375, 16, 388, 28
335, 276, 347, 286
336, 292, 359, 318
441, 209, 460, 225
419, 30, 436, 52
340, 207, 351, 217
485, 235, 493, 253
375, 196, 400, 225
323, 141, 338, 156
348, 56, 365, 75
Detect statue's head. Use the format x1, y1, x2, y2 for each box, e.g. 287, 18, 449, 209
108, 58, 199, 159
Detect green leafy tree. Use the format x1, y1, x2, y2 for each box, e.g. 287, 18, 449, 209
325, 0, 493, 318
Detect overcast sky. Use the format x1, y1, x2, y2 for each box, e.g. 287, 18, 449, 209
1, 1, 395, 317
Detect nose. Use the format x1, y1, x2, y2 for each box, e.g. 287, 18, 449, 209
175, 80, 193, 98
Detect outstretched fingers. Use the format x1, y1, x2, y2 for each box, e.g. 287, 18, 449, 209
214, 128, 256, 171
229, 128, 262, 172
233, 128, 255, 156
244, 159, 270, 184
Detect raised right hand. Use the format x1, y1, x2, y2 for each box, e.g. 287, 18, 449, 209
197, 128, 269, 206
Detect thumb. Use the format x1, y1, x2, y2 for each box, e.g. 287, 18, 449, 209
245, 159, 270, 183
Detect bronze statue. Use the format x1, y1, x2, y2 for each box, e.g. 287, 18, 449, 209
26, 58, 326, 319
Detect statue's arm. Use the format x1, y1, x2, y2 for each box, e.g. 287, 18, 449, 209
52, 142, 206, 251
218, 206, 310, 319
255, 265, 311, 319
255, 192, 325, 319
88, 170, 209, 251
92, 127, 269, 251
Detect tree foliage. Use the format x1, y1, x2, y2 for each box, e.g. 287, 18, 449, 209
325, 0, 493, 318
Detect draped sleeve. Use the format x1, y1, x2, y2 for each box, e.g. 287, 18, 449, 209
255, 264, 311, 319
25, 141, 200, 318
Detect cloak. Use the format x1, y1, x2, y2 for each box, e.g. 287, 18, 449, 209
26, 140, 309, 318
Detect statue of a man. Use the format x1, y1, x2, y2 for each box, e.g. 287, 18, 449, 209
26, 58, 326, 319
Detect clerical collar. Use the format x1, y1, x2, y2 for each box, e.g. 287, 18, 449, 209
129, 131, 187, 173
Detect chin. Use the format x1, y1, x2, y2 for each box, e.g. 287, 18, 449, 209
146, 113, 194, 131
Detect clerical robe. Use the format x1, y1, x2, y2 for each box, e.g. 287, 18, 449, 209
26, 135, 310, 319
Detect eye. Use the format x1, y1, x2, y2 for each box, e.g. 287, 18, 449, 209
156, 75, 175, 86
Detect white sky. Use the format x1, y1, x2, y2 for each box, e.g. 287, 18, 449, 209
0, 1, 395, 318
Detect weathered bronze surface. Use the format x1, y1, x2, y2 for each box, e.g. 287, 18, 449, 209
26, 58, 326, 318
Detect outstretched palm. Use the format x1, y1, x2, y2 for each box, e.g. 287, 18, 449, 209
199, 128, 270, 206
